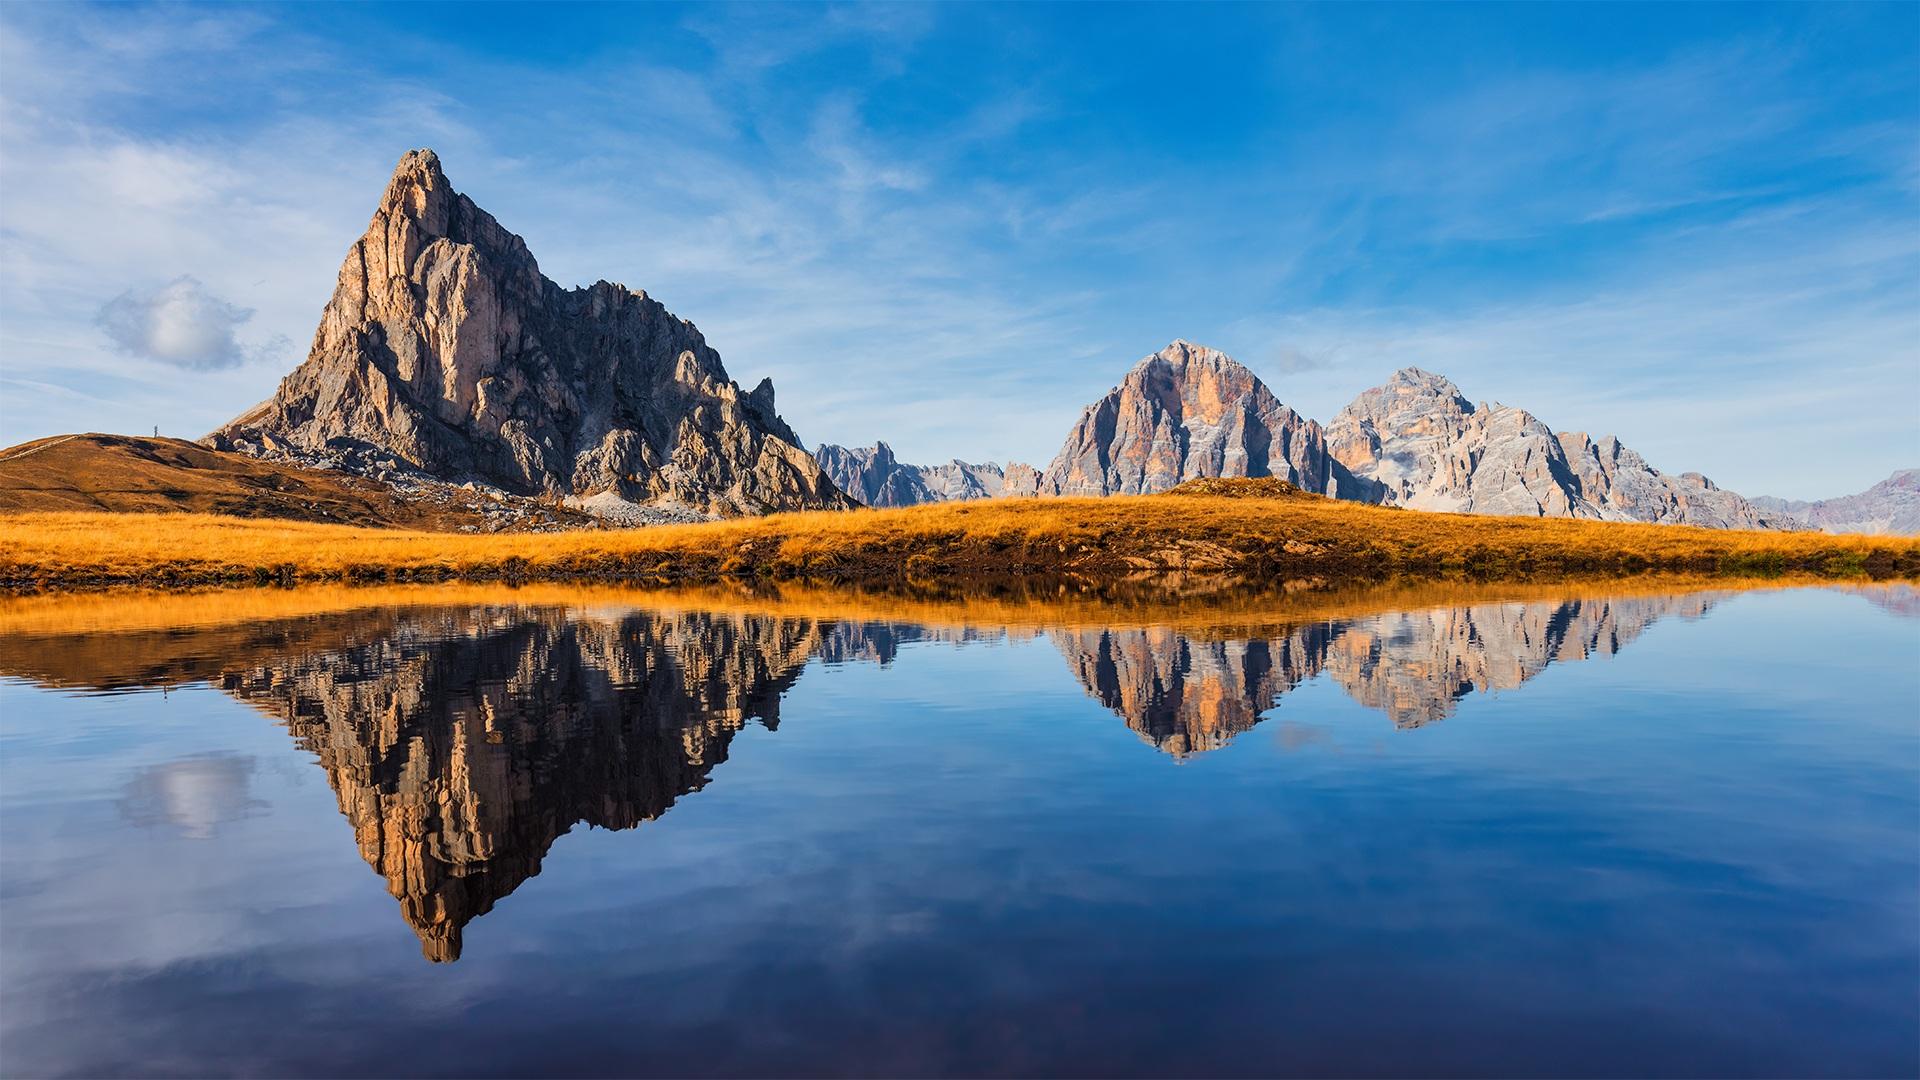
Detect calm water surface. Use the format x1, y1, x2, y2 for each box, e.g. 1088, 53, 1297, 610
0, 583, 1916, 1078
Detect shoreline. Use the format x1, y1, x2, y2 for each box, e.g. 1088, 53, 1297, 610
4, 485, 1916, 595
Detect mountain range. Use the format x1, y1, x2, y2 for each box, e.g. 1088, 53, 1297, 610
195, 150, 1904, 533
826, 342, 1799, 530
1751, 470, 1920, 535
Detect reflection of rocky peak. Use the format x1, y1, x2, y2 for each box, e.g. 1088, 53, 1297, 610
815, 622, 1020, 666
0, 586, 1742, 959
1053, 593, 1719, 751
1055, 626, 1334, 756
1037, 341, 1336, 497
220, 607, 822, 961
1325, 595, 1714, 728
210, 150, 849, 516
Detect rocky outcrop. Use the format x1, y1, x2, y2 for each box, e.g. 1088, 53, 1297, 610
1752, 469, 1920, 535
209, 150, 850, 517
1327, 368, 1791, 528
814, 442, 1009, 508
1033, 341, 1339, 497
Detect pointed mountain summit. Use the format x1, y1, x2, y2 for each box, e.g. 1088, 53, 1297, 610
1036, 340, 1337, 497
1327, 367, 1790, 528
211, 149, 850, 516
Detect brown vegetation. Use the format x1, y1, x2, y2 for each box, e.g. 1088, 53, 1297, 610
0, 433, 585, 530
3, 478, 1915, 593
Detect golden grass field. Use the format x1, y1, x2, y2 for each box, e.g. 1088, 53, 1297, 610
3, 479, 1915, 592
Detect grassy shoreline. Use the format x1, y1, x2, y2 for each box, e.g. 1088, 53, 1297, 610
4, 483, 1916, 594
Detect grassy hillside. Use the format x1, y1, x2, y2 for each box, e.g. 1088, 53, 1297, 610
0, 433, 589, 530
3, 478, 1914, 592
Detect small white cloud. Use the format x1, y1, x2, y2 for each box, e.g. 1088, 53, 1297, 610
96, 276, 254, 369
1271, 343, 1332, 375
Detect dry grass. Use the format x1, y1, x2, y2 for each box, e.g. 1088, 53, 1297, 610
2, 480, 1916, 592
0, 432, 542, 529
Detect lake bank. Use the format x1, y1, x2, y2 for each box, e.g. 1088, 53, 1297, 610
3, 482, 1917, 593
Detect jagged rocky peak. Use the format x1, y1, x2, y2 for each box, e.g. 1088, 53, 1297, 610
1329, 367, 1791, 529
1037, 340, 1337, 497
814, 440, 1007, 508
210, 149, 851, 517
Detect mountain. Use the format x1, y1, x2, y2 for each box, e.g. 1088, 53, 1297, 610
1326, 368, 1790, 529
1751, 470, 1920, 535
813, 441, 1012, 507
209, 149, 850, 517
1032, 341, 1339, 497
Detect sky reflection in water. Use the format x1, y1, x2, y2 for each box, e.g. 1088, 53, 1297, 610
0, 582, 1915, 1077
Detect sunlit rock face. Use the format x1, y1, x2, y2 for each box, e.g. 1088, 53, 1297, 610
1327, 368, 1789, 528
814, 442, 1008, 508
1036, 341, 1338, 497
209, 150, 850, 516
217, 607, 824, 961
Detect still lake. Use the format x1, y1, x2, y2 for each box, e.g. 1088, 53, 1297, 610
0, 582, 1915, 1078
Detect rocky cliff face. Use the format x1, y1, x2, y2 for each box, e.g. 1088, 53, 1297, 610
1327, 368, 1790, 528
209, 150, 850, 516
1752, 469, 1920, 535
1034, 341, 1338, 497
814, 442, 1009, 508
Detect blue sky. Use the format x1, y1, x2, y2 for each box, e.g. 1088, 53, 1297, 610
1, 2, 1914, 499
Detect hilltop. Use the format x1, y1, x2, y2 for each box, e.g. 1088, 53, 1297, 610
0, 433, 590, 531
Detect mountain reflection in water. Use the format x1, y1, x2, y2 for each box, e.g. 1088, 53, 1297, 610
0, 582, 1893, 963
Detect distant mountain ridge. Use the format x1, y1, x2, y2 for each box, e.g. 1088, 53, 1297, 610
813, 442, 1015, 508
838, 342, 1795, 529
1752, 470, 1920, 535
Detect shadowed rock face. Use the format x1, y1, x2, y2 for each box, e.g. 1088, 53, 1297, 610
814, 442, 1008, 508
209, 150, 850, 516
1327, 368, 1790, 528
1035, 341, 1338, 497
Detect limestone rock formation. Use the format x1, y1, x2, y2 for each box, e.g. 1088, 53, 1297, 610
1751, 469, 1920, 535
1034, 341, 1338, 497
209, 150, 850, 516
814, 441, 1009, 508
1327, 368, 1791, 528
